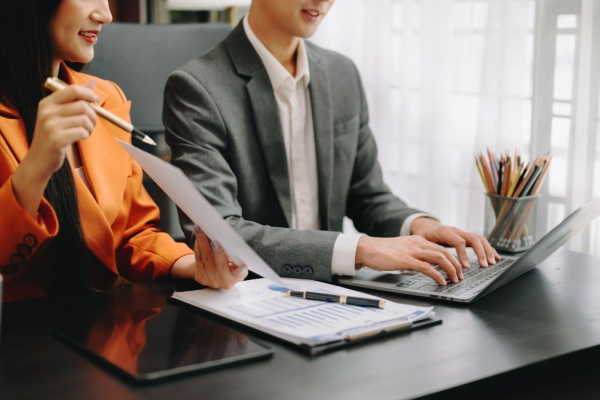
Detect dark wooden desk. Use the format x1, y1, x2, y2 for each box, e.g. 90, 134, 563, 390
2, 250, 600, 400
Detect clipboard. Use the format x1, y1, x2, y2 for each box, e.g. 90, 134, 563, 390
299, 317, 442, 356
172, 297, 441, 356
171, 278, 442, 356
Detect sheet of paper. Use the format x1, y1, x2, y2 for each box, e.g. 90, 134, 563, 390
172, 278, 435, 346
118, 139, 285, 286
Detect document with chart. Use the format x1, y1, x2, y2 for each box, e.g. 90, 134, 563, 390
172, 278, 440, 355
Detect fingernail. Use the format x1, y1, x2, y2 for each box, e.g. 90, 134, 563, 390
239, 267, 247, 274
211, 240, 220, 250
94, 96, 100, 103
194, 225, 202, 235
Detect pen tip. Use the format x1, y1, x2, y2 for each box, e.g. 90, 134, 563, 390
143, 136, 157, 146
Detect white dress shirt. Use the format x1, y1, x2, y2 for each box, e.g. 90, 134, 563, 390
243, 16, 422, 276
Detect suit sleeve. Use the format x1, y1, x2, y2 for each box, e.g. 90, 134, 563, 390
163, 70, 338, 282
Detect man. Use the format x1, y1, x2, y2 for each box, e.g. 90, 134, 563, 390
163, 0, 500, 286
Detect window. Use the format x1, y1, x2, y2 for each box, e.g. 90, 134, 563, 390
313, 0, 600, 255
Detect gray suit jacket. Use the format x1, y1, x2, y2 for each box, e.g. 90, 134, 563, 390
163, 22, 423, 282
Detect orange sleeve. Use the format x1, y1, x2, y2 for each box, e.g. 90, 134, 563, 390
114, 157, 193, 281
0, 175, 59, 275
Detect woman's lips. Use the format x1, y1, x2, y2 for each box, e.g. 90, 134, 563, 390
79, 30, 99, 44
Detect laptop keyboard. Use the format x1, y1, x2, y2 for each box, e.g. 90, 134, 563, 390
395, 257, 514, 297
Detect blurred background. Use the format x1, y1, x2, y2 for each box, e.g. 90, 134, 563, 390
106, 0, 600, 256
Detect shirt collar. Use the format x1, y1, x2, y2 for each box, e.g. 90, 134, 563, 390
243, 15, 311, 91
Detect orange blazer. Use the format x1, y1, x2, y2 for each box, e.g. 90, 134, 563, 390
0, 65, 192, 302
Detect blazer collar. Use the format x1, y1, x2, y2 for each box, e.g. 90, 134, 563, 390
63, 66, 131, 227
64, 66, 131, 270
225, 24, 335, 228
0, 102, 28, 165
226, 23, 293, 226
305, 43, 333, 230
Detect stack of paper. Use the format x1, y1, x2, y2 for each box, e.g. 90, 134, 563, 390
173, 278, 435, 349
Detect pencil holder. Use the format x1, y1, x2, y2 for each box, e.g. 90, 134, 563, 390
484, 194, 539, 253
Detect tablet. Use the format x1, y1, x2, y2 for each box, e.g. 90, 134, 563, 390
51, 303, 274, 383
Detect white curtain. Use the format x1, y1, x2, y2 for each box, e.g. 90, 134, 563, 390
313, 0, 536, 235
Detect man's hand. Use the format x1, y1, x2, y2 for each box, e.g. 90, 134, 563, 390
410, 217, 500, 269
355, 235, 463, 285
354, 218, 501, 285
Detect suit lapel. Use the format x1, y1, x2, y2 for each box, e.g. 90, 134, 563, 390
67, 69, 130, 270
226, 24, 293, 226
0, 105, 28, 166
306, 46, 334, 230
68, 68, 131, 226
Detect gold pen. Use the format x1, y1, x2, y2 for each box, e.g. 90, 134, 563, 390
44, 77, 156, 146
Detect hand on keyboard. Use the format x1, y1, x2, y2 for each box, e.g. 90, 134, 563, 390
356, 235, 463, 285
409, 217, 501, 270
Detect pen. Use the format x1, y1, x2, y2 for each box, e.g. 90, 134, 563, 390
283, 291, 386, 309
44, 77, 156, 146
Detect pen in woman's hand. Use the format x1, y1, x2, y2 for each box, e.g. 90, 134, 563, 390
44, 77, 156, 146
283, 290, 386, 309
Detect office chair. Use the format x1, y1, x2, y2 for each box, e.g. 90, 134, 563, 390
87, 22, 232, 241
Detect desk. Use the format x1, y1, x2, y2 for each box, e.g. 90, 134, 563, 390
2, 250, 600, 399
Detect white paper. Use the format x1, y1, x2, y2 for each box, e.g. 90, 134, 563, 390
118, 139, 285, 285
172, 278, 435, 347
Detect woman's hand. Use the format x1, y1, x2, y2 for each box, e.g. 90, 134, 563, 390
192, 226, 248, 289
171, 226, 248, 289
12, 83, 99, 216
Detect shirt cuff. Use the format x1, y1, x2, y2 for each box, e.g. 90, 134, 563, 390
400, 213, 438, 236
331, 233, 362, 276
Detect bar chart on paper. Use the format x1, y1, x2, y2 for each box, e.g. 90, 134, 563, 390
172, 278, 435, 347
228, 292, 395, 330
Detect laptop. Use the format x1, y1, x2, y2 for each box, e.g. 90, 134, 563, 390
337, 199, 600, 303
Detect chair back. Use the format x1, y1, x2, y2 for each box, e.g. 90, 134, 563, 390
88, 22, 232, 133
87, 23, 232, 240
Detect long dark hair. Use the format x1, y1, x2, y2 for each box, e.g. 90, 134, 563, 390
0, 0, 91, 294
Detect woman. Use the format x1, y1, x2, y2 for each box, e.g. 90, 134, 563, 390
0, 0, 248, 302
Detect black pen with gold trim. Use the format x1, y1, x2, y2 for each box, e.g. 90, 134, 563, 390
44, 77, 156, 146
283, 290, 386, 309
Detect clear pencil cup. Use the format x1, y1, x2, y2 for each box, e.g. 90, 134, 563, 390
484, 194, 539, 253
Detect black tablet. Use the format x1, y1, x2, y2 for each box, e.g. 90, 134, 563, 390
51, 304, 274, 383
